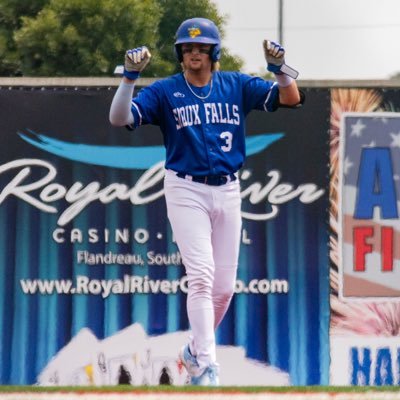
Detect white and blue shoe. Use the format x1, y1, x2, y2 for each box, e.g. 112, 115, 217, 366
190, 364, 220, 386
179, 344, 200, 377
179, 344, 220, 386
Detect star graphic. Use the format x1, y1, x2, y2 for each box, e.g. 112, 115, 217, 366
350, 119, 366, 137
390, 132, 400, 148
343, 156, 353, 175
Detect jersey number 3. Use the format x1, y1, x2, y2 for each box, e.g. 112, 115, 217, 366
220, 131, 233, 152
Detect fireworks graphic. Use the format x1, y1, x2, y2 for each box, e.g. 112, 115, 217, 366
329, 88, 400, 336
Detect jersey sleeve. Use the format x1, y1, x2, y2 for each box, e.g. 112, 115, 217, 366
241, 75, 280, 114
130, 82, 163, 129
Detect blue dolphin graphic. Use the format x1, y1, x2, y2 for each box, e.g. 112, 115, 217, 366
17, 129, 284, 169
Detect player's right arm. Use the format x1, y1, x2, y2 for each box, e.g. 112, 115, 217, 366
109, 46, 151, 127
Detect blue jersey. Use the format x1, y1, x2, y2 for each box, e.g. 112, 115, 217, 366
130, 71, 279, 175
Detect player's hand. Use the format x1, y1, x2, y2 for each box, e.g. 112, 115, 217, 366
263, 40, 285, 75
124, 46, 151, 80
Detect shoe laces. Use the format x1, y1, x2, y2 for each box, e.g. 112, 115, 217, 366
185, 346, 199, 366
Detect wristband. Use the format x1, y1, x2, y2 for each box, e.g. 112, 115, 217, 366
275, 73, 293, 87
123, 70, 140, 80
267, 64, 283, 75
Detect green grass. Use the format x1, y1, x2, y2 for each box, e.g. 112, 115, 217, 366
0, 386, 399, 393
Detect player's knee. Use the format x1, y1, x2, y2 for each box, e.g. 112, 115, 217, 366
188, 276, 213, 299
212, 287, 234, 306
190, 280, 213, 294
213, 272, 236, 301
212, 279, 235, 304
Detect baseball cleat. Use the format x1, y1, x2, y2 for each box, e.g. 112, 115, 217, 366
179, 344, 200, 377
190, 364, 220, 386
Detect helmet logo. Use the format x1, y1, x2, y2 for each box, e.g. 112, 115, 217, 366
188, 25, 201, 38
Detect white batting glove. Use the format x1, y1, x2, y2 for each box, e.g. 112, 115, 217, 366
263, 40, 285, 75
124, 46, 151, 80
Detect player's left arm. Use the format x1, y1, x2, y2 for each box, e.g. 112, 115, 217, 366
110, 46, 154, 128
263, 40, 304, 107
278, 80, 301, 106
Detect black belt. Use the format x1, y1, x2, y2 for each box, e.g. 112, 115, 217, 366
176, 172, 237, 186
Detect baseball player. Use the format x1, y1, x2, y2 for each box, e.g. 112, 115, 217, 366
109, 17, 303, 386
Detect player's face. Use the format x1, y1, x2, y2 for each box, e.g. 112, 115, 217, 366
181, 43, 212, 72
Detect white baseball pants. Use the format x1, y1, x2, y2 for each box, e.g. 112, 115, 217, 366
164, 169, 242, 371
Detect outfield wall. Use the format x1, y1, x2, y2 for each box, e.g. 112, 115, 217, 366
0, 78, 399, 388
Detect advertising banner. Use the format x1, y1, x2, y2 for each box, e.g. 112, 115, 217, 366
330, 88, 400, 386
0, 86, 329, 386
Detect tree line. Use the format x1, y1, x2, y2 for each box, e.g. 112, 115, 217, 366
0, 0, 243, 77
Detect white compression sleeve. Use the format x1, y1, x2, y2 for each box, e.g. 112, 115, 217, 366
109, 81, 135, 127
275, 73, 294, 87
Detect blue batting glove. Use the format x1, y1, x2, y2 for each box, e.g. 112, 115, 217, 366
124, 46, 151, 80
263, 40, 285, 75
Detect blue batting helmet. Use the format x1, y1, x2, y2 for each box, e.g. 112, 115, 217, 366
174, 18, 221, 62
